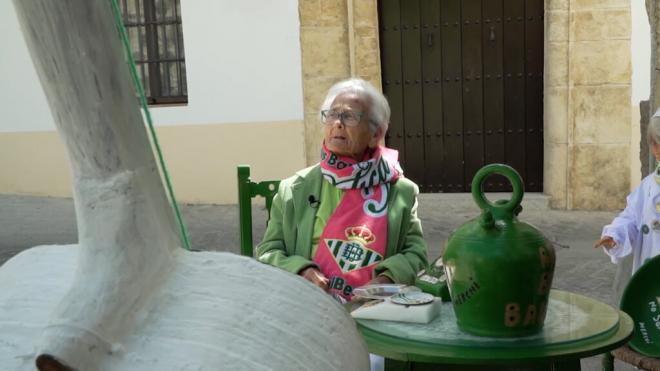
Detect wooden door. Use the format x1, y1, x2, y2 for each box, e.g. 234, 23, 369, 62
379, 0, 544, 192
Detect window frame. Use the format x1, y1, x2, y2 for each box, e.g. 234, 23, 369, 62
119, 0, 188, 105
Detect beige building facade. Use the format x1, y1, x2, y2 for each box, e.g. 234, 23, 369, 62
0, 0, 648, 210
299, 0, 642, 210
0, 1, 308, 205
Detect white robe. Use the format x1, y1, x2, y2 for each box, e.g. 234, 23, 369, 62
602, 173, 660, 274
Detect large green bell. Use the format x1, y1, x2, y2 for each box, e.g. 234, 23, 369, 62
442, 164, 556, 337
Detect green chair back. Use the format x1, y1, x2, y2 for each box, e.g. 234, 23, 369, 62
237, 165, 280, 257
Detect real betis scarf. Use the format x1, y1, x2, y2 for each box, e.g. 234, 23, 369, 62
313, 143, 402, 301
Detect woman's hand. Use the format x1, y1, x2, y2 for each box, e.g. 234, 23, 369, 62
593, 236, 616, 250
367, 275, 393, 285
299, 267, 329, 291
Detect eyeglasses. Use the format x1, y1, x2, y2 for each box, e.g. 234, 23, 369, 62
321, 109, 365, 127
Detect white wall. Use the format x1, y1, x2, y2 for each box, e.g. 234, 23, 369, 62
0, 0, 304, 132
631, 0, 650, 105
0, 2, 53, 132
155, 0, 303, 125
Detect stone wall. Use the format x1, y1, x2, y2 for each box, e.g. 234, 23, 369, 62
643, 0, 660, 178
299, 0, 634, 210
299, 0, 381, 165
545, 0, 632, 210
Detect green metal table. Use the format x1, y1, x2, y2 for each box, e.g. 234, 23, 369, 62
356, 290, 633, 371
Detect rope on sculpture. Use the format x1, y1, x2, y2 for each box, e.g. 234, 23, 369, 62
109, 0, 191, 250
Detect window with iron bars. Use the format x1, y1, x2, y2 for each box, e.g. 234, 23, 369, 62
118, 0, 188, 105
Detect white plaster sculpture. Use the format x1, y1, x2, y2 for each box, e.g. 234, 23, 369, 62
1, 1, 369, 370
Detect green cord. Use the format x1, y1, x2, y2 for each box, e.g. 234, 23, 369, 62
109, 0, 191, 250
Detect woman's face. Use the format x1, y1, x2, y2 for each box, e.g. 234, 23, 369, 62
323, 93, 381, 160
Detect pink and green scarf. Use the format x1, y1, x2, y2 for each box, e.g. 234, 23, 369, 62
313, 144, 402, 301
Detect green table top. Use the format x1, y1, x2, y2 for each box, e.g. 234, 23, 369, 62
356, 290, 633, 364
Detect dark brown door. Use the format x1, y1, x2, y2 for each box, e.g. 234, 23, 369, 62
379, 0, 543, 192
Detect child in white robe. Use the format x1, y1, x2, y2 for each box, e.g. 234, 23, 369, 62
594, 109, 660, 274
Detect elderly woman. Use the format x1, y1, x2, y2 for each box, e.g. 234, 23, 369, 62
594, 108, 660, 275
256, 78, 428, 302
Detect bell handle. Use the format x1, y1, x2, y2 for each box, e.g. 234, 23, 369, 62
471, 164, 524, 217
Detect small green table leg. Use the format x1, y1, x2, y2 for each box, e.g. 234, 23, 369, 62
384, 359, 411, 371
601, 353, 614, 371
552, 358, 581, 371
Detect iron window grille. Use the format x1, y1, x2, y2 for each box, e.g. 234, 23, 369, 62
118, 0, 188, 105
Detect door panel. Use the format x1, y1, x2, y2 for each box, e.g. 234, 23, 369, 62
461, 0, 484, 186
380, 0, 405, 165
440, 0, 464, 192
420, 0, 444, 193
401, 1, 426, 186
524, 0, 544, 192
502, 0, 526, 187
482, 0, 507, 191
379, 0, 544, 192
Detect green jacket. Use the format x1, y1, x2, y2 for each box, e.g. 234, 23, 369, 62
256, 164, 428, 285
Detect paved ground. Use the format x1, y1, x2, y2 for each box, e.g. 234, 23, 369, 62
0, 193, 638, 370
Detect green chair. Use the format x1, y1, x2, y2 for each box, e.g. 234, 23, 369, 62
602, 254, 660, 371
237, 165, 280, 257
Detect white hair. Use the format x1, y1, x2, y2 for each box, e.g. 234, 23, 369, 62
319, 78, 390, 134
649, 108, 660, 145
